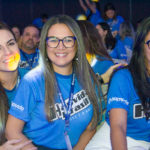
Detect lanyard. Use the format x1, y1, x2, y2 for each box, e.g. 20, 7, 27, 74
56, 72, 75, 150
16, 71, 21, 88
20, 49, 38, 69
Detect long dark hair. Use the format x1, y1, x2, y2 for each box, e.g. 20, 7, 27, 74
39, 15, 102, 129
0, 83, 8, 144
98, 22, 116, 50
103, 3, 117, 20
129, 17, 150, 120
0, 22, 15, 144
78, 20, 112, 60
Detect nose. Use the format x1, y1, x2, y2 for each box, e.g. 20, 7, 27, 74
57, 40, 65, 49
29, 35, 33, 40
3, 46, 11, 55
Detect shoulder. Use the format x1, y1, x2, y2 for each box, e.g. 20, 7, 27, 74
23, 66, 44, 83
116, 39, 124, 48
116, 15, 124, 22
111, 68, 132, 82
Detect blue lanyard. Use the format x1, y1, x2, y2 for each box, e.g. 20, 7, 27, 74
56, 72, 75, 150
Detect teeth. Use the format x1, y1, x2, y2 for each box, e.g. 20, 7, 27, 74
56, 53, 67, 57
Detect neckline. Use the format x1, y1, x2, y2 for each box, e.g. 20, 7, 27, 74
55, 72, 72, 79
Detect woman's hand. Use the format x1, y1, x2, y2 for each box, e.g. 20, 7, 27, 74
101, 63, 127, 83
0, 139, 37, 150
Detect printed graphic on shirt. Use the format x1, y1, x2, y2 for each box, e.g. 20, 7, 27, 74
133, 103, 145, 119
52, 90, 91, 121
11, 102, 24, 111
108, 97, 129, 105
19, 56, 39, 68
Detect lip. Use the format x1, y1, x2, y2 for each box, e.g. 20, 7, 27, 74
55, 52, 67, 57
3, 57, 14, 63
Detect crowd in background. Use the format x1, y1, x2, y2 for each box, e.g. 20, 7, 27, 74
0, 0, 150, 150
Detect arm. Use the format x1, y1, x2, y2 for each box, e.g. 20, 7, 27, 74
85, 0, 96, 13
79, 0, 88, 12
100, 63, 127, 83
5, 115, 37, 150
73, 122, 96, 150
109, 108, 127, 150
0, 139, 36, 150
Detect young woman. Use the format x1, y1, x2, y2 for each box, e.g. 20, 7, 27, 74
78, 20, 113, 75
0, 23, 35, 149
85, 16, 150, 150
119, 21, 135, 62
78, 20, 127, 124
102, 2, 124, 38
79, 0, 102, 26
96, 22, 127, 63
6, 15, 104, 150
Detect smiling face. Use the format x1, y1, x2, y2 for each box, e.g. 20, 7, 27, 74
21, 26, 40, 54
106, 9, 115, 19
0, 29, 20, 72
46, 23, 77, 74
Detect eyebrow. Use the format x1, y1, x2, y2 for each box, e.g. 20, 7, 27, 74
7, 39, 16, 43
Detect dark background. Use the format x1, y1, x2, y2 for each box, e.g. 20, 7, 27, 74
0, 0, 149, 30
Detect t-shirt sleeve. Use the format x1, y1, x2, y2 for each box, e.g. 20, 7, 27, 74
107, 70, 130, 113
85, 9, 91, 17
9, 78, 36, 122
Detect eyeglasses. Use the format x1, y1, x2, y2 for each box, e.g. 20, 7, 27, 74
145, 40, 150, 49
46, 36, 76, 48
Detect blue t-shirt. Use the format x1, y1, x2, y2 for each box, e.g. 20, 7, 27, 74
5, 68, 28, 106
106, 69, 150, 142
121, 36, 134, 51
85, 8, 102, 26
18, 48, 39, 71
91, 56, 114, 75
107, 16, 124, 32
9, 67, 93, 149
32, 18, 43, 29
121, 36, 134, 62
109, 40, 127, 60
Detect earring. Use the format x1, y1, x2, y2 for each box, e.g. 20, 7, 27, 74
75, 57, 78, 61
